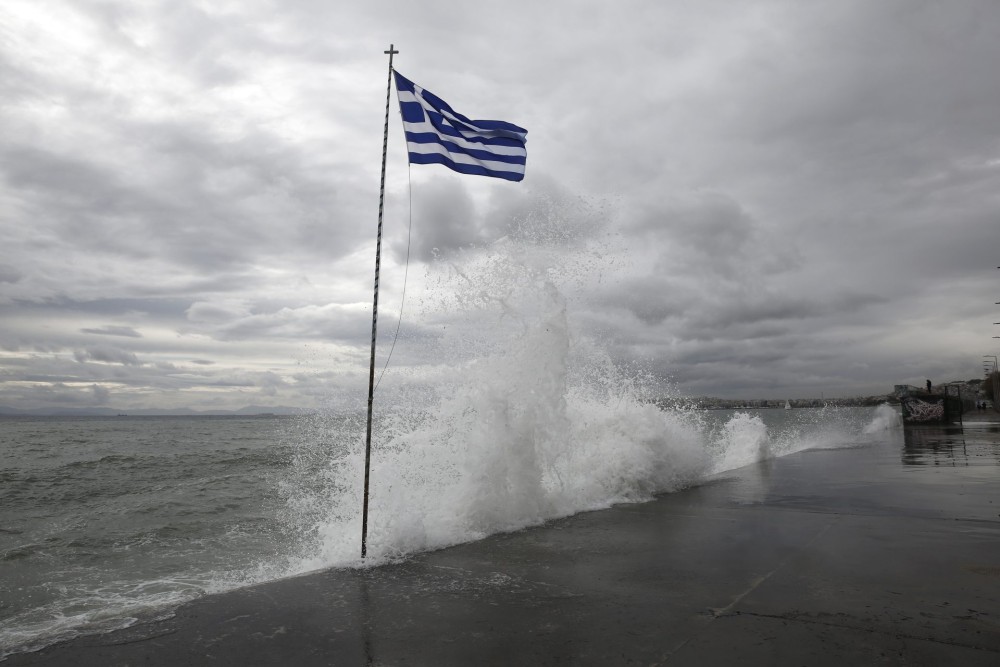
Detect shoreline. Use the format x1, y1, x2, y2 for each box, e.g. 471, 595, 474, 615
5, 421, 999, 665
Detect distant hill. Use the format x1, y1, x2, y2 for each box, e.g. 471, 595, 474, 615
0, 405, 311, 417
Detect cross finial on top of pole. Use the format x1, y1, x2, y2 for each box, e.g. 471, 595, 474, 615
385, 44, 399, 57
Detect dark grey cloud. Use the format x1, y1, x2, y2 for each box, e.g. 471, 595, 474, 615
7, 382, 108, 406
80, 325, 142, 338
2, 0, 998, 410
17, 298, 187, 318
91, 383, 111, 404
395, 177, 479, 261
392, 173, 595, 262
73, 346, 141, 366
0, 129, 355, 276
0, 266, 22, 283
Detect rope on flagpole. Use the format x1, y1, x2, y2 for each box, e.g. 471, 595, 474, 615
373, 161, 413, 393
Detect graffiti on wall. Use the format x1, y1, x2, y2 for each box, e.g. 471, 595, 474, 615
901, 396, 945, 423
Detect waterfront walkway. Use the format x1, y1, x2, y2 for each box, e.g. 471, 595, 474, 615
959, 409, 1000, 423
7, 418, 1000, 665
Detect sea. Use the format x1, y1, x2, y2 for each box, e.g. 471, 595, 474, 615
0, 406, 901, 659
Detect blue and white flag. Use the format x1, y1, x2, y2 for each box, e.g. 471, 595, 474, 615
393, 71, 527, 182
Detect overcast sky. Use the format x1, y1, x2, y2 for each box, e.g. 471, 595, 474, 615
2, 0, 999, 412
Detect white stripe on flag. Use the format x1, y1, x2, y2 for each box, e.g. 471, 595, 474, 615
404, 142, 526, 175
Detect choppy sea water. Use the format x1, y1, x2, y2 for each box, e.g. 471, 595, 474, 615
1, 406, 900, 658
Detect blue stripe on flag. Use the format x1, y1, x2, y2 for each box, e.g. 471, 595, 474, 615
403, 132, 526, 165
393, 71, 527, 182
409, 153, 526, 182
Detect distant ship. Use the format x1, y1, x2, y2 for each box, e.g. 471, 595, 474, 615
784, 400, 792, 410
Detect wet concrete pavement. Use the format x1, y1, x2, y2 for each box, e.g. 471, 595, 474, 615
7, 420, 1000, 665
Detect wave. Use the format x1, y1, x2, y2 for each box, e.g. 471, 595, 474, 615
265, 223, 901, 575
863, 403, 903, 433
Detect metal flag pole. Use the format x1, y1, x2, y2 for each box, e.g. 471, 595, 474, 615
362, 44, 398, 559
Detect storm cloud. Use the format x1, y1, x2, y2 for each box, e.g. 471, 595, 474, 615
2, 0, 998, 411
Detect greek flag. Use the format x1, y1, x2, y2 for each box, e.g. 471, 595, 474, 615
393, 71, 527, 182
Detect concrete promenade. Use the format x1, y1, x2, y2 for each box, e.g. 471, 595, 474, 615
7, 417, 1000, 665
958, 410, 1000, 423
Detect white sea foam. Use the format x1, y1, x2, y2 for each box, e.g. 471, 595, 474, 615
269, 210, 902, 574
708, 411, 770, 473
272, 240, 700, 569
863, 403, 903, 433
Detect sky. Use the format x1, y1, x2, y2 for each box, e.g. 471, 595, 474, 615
2, 0, 999, 413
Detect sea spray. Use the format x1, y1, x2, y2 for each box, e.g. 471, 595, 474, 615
274, 214, 676, 568
863, 403, 903, 433
709, 411, 770, 473
272, 206, 906, 571
262, 207, 660, 566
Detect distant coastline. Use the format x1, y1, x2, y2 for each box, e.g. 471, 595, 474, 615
0, 405, 310, 418
656, 396, 895, 410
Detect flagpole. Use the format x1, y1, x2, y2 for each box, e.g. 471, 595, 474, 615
362, 44, 398, 559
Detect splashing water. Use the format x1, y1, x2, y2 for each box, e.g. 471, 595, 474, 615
269, 210, 902, 573
863, 403, 904, 433
708, 411, 770, 473
272, 226, 712, 570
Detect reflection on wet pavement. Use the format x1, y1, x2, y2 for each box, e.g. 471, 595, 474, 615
902, 424, 1000, 466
